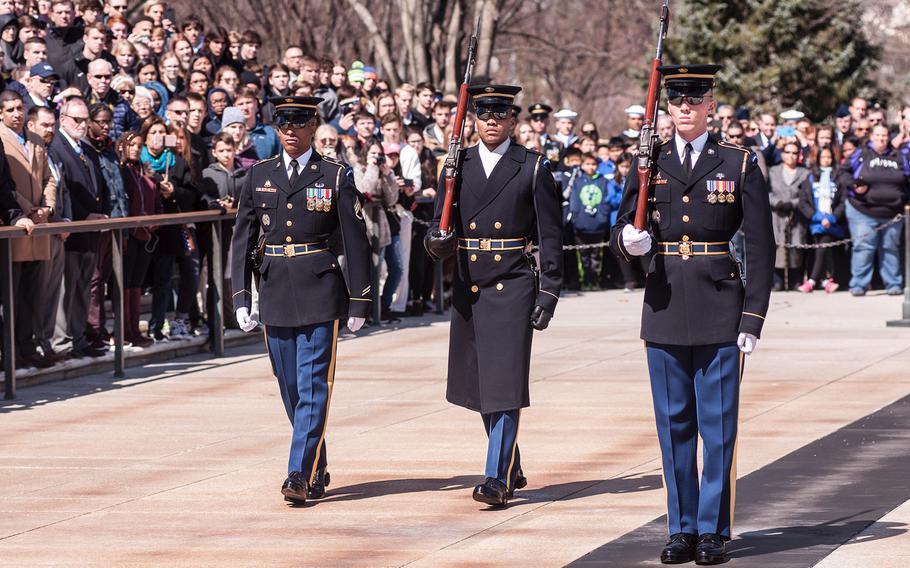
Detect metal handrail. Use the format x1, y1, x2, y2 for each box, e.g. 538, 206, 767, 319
0, 209, 236, 239
1, 210, 237, 399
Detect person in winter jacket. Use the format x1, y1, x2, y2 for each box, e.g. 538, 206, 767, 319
844, 125, 910, 296
797, 145, 846, 293
568, 153, 621, 290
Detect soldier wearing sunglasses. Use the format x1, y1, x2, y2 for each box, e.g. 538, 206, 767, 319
610, 65, 774, 565
424, 84, 564, 508
231, 96, 372, 506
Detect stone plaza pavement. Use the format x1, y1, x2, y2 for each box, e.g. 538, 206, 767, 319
2, 289, 910, 567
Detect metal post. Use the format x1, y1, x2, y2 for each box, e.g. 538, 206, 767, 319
887, 205, 910, 327
434, 260, 444, 314
2, 239, 14, 399
211, 220, 224, 355
111, 229, 125, 377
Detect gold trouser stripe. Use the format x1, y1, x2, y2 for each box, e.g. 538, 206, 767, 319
504, 409, 521, 491
729, 350, 745, 533
742, 311, 765, 320
309, 319, 339, 485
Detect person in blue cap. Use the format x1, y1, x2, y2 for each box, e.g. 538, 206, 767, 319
610, 64, 774, 565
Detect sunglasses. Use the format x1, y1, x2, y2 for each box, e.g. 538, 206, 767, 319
317, 138, 337, 144
582, 129, 596, 135
65, 114, 88, 124
668, 95, 707, 106
727, 134, 743, 139
118, 89, 135, 95
275, 117, 311, 129
476, 110, 510, 121
92, 74, 112, 80
530, 116, 546, 122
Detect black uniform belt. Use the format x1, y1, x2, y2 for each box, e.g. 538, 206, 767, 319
458, 238, 528, 251
657, 241, 730, 256
264, 242, 329, 257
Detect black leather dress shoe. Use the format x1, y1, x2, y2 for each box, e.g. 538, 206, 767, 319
281, 471, 308, 504
509, 469, 527, 497
660, 532, 698, 564
72, 345, 107, 358
472, 477, 509, 507
695, 533, 727, 565
307, 468, 331, 499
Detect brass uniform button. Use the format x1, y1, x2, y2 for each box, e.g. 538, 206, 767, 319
682, 196, 690, 203
286, 220, 293, 227
287, 203, 293, 209
496, 282, 504, 291
682, 235, 690, 242
285, 236, 292, 243
494, 254, 502, 262
470, 254, 477, 262
469, 221, 476, 230
494, 221, 502, 230
682, 215, 690, 223
471, 285, 479, 293
261, 202, 267, 207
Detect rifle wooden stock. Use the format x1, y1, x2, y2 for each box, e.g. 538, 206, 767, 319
633, 2, 670, 230
633, 58, 663, 230
439, 82, 470, 234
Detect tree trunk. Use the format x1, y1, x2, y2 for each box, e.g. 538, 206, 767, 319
344, 0, 401, 85
473, 0, 497, 80
443, 0, 464, 93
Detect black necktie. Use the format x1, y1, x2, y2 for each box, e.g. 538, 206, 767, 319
683, 143, 693, 177
289, 159, 299, 187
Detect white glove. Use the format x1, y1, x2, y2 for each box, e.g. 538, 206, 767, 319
622, 224, 653, 256
737, 332, 758, 355
235, 307, 259, 332
347, 317, 365, 333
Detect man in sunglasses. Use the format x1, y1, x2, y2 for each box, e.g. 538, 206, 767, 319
424, 84, 563, 508
231, 96, 372, 506
527, 102, 562, 164
610, 65, 774, 565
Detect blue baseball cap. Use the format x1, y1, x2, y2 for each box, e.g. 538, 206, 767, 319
29, 62, 58, 79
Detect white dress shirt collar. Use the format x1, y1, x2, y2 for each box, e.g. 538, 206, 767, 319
674, 130, 710, 166
478, 138, 511, 178
283, 147, 314, 179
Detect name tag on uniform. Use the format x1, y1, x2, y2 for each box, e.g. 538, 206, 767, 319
256, 180, 277, 193
653, 176, 668, 185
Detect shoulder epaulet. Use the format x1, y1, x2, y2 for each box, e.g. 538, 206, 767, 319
252, 155, 281, 168
717, 140, 749, 154
321, 156, 345, 168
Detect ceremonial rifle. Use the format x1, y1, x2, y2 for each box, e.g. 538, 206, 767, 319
438, 20, 480, 235
633, 0, 670, 230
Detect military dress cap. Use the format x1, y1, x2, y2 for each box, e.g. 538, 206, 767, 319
270, 95, 325, 121
659, 64, 722, 96
469, 84, 522, 110
527, 103, 553, 116
779, 108, 806, 121
553, 108, 578, 120
624, 104, 646, 116
835, 104, 851, 118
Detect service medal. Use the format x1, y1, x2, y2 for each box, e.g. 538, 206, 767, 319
262, 213, 270, 226
727, 193, 736, 204
707, 193, 718, 204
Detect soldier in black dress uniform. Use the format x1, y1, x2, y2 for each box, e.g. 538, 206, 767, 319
425, 85, 564, 507
610, 66, 774, 564
231, 96, 372, 505
527, 102, 563, 164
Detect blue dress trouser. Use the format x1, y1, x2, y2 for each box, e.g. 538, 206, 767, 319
646, 342, 743, 539
481, 410, 521, 488
265, 320, 339, 482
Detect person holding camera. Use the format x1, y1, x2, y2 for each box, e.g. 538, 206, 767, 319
231, 96, 371, 506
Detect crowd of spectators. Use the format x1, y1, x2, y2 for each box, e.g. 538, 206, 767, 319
0, 0, 907, 371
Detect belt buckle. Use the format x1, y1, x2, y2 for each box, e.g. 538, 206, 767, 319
284, 244, 296, 257
678, 241, 692, 259
479, 238, 492, 251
